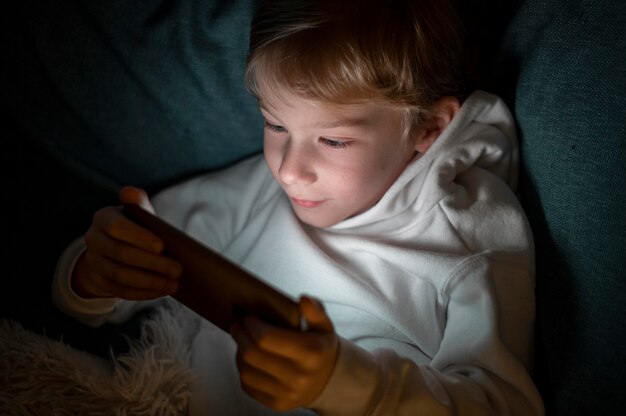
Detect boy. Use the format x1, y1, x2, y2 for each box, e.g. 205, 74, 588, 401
53, 0, 544, 414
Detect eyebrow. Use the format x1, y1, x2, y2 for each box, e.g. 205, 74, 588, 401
312, 117, 371, 129
260, 105, 372, 129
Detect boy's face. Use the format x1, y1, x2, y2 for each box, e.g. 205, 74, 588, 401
261, 91, 419, 228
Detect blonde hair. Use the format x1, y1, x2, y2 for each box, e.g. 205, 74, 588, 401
245, 0, 467, 136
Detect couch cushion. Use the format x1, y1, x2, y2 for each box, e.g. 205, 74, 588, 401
2, 0, 263, 355
491, 0, 626, 414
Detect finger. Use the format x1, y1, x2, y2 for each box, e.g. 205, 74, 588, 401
232, 320, 335, 410
92, 206, 164, 253
240, 315, 335, 368
236, 354, 285, 396
90, 273, 171, 300
85, 228, 181, 278
300, 296, 334, 332
119, 186, 156, 214
232, 322, 301, 380
237, 355, 317, 412
75, 257, 171, 300
233, 336, 301, 413
241, 316, 306, 358
85, 252, 179, 294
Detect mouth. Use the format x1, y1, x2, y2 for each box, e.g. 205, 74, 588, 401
290, 197, 325, 208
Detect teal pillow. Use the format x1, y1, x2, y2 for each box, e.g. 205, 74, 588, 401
6, 0, 263, 190
491, 0, 626, 414
2, 0, 263, 355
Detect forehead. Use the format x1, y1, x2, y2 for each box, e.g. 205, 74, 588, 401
259, 92, 402, 129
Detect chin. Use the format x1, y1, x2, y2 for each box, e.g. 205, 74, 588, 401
295, 212, 342, 229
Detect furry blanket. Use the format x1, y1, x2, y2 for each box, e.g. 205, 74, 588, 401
0, 302, 198, 416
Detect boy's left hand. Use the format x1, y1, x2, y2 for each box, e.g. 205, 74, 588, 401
230, 296, 339, 411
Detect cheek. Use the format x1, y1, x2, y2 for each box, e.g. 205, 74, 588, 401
342, 163, 384, 198
355, 148, 410, 196
263, 136, 282, 176
359, 151, 397, 184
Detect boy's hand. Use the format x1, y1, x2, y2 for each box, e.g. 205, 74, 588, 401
71, 186, 182, 300
231, 296, 339, 412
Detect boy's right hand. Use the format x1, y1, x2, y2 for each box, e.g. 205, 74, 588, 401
71, 186, 182, 300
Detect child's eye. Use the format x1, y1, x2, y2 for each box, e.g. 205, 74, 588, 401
321, 138, 350, 149
264, 120, 287, 134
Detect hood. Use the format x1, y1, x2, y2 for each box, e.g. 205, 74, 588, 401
330, 90, 519, 233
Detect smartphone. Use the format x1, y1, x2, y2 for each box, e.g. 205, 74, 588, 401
123, 204, 302, 331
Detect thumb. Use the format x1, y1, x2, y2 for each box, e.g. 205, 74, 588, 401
300, 296, 333, 332
119, 186, 156, 214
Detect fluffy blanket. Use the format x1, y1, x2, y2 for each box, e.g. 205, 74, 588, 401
0, 302, 198, 416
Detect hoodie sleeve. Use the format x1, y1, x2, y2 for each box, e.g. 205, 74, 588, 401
309, 255, 543, 416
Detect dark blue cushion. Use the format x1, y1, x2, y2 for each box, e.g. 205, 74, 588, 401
490, 0, 626, 414
2, 0, 263, 355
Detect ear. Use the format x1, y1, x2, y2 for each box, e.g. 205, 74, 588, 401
413, 96, 460, 154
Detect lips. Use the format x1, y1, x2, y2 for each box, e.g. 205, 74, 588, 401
290, 197, 325, 208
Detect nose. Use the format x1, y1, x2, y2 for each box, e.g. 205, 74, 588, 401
278, 142, 317, 186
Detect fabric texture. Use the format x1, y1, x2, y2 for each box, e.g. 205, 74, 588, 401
53, 91, 542, 415
2, 0, 263, 355
486, 1, 626, 414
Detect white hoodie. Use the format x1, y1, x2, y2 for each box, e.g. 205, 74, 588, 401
53, 90, 544, 415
